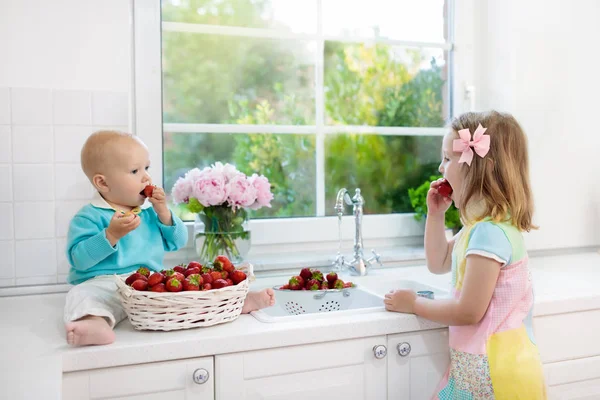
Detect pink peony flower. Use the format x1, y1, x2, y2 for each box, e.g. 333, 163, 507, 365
211, 162, 238, 182
227, 173, 257, 210
249, 173, 274, 209
192, 168, 229, 207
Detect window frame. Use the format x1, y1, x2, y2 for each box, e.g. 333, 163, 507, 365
132, 0, 476, 257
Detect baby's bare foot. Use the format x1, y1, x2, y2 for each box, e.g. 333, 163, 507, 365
242, 288, 276, 314
65, 316, 115, 346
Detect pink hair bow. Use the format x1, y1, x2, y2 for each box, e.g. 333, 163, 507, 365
453, 124, 490, 166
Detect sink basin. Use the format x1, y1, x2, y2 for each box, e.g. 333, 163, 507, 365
359, 278, 450, 301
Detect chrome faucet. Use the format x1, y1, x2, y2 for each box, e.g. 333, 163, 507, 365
333, 188, 382, 276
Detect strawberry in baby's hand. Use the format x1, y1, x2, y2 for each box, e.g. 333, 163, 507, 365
142, 185, 155, 198
437, 179, 453, 198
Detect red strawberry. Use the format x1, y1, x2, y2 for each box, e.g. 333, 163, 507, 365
299, 267, 312, 281
231, 270, 247, 285
163, 269, 175, 278
306, 279, 320, 290
147, 272, 165, 286
202, 283, 212, 291
311, 270, 324, 282
201, 266, 212, 274
172, 271, 185, 282
182, 275, 200, 291
131, 279, 148, 291
150, 283, 166, 292
136, 266, 150, 277
321, 281, 329, 290
333, 279, 345, 289
437, 179, 453, 198
143, 185, 155, 198
201, 272, 213, 284
184, 267, 200, 277
187, 261, 203, 270
281, 284, 290, 290
212, 279, 228, 289
343, 282, 354, 288
173, 264, 186, 274
225, 279, 233, 286
210, 271, 223, 282
166, 277, 182, 292
288, 275, 304, 290
125, 273, 147, 285
326, 272, 338, 284
213, 255, 234, 273
221, 270, 228, 279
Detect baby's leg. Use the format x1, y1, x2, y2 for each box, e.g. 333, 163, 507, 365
66, 316, 115, 346
64, 275, 127, 346
242, 288, 276, 314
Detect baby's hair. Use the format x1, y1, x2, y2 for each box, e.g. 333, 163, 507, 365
450, 111, 536, 231
80, 130, 139, 181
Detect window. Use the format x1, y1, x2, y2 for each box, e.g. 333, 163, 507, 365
159, 0, 453, 222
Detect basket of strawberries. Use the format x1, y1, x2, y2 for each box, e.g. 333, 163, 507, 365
115, 255, 251, 331
274, 268, 356, 315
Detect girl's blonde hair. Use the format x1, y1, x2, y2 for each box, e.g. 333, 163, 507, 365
450, 110, 536, 231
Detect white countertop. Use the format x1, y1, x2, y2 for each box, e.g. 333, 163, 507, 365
1, 251, 599, 399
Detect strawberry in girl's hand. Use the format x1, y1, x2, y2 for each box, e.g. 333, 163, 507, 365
150, 283, 166, 292
231, 270, 247, 285
213, 255, 234, 273
125, 273, 147, 285
142, 185, 155, 198
437, 179, 453, 198
166, 278, 182, 292
131, 280, 148, 291
147, 272, 165, 286
299, 268, 313, 281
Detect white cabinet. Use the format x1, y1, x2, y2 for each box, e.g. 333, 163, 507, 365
62, 357, 214, 400
387, 329, 450, 400
215, 336, 388, 400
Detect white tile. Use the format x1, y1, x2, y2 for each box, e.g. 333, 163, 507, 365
92, 91, 128, 126
15, 239, 57, 278
55, 200, 87, 237
54, 126, 93, 163
12, 126, 54, 163
0, 241, 15, 279
0, 88, 10, 125
57, 274, 68, 284
14, 201, 55, 239
16, 275, 58, 286
0, 165, 12, 201
0, 203, 13, 240
13, 164, 54, 201
0, 125, 11, 162
55, 164, 94, 200
0, 279, 15, 288
53, 90, 92, 125
56, 238, 69, 274
11, 88, 52, 125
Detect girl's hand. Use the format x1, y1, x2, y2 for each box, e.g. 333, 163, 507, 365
148, 187, 173, 225
384, 289, 417, 314
426, 178, 453, 217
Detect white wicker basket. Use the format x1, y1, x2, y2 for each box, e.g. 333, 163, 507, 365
273, 286, 357, 315
115, 264, 253, 331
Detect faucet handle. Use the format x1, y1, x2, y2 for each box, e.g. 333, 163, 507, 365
368, 249, 382, 267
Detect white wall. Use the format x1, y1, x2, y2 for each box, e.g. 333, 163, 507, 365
0, 0, 131, 287
472, 0, 600, 251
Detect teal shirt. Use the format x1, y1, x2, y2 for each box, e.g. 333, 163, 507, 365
66, 195, 188, 285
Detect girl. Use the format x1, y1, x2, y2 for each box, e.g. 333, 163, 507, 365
385, 111, 546, 399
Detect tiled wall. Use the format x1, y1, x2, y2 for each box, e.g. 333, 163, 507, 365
0, 87, 128, 287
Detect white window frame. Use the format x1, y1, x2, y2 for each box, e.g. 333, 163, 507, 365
131, 0, 476, 259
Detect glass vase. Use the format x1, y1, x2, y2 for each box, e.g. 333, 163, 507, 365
194, 206, 251, 265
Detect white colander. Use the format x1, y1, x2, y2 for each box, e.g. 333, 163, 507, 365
273, 285, 357, 315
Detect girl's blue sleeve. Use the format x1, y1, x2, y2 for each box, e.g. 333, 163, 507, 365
466, 222, 512, 266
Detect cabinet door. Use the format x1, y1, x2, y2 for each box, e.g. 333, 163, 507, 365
544, 355, 600, 400
62, 357, 214, 400
387, 329, 450, 400
215, 336, 388, 400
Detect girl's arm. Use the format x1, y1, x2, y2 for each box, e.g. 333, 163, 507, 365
424, 213, 454, 274
385, 254, 501, 326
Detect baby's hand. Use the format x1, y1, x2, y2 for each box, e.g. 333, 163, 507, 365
106, 212, 140, 246
147, 187, 172, 225
426, 178, 453, 217
384, 289, 417, 314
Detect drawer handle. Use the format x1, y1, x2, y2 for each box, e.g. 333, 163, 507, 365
373, 345, 387, 359
397, 342, 411, 357
193, 368, 210, 385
